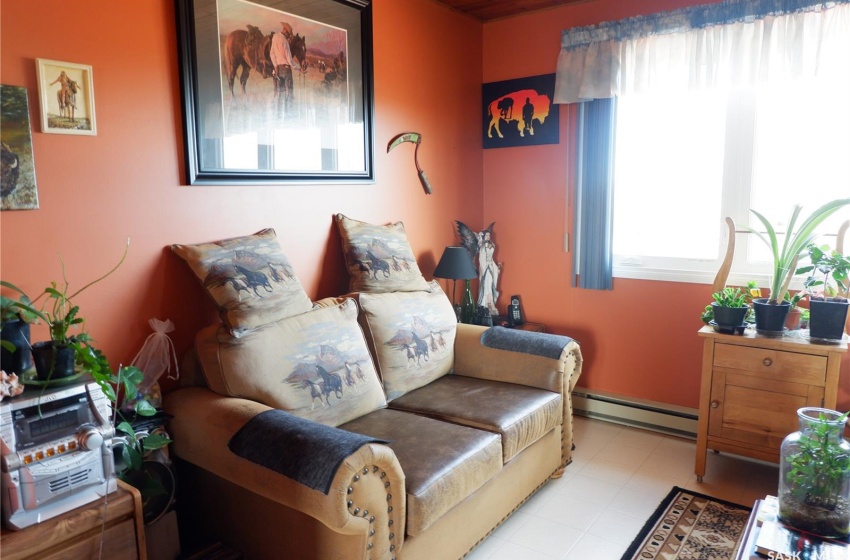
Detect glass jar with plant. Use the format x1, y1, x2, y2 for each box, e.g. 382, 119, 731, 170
797, 243, 850, 341
779, 407, 850, 538
746, 199, 850, 335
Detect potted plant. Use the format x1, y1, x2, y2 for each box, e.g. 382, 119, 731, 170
0, 242, 127, 381
701, 287, 748, 332
784, 291, 806, 331
779, 407, 850, 538
746, 199, 850, 335
797, 244, 850, 341
102, 364, 174, 523
0, 294, 38, 374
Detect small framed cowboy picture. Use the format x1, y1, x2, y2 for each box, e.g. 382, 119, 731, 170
36, 59, 97, 135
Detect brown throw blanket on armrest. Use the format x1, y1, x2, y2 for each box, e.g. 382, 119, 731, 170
228, 409, 388, 494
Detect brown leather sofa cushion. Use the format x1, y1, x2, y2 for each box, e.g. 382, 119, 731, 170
340, 408, 502, 537
387, 375, 562, 463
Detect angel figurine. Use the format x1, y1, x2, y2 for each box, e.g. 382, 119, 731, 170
455, 221, 501, 316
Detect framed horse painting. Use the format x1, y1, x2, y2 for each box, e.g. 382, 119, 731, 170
175, 0, 375, 185
35, 59, 97, 136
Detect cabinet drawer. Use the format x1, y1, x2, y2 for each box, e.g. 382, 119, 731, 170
713, 344, 827, 385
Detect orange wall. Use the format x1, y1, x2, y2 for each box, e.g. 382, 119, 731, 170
0, 0, 483, 383
482, 0, 850, 409
3, 0, 847, 411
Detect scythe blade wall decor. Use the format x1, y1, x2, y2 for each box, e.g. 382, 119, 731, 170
387, 132, 432, 195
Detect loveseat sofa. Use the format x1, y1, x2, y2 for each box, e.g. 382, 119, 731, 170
164, 224, 582, 559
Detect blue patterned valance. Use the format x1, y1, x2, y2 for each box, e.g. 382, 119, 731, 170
555, 0, 850, 103
562, 0, 850, 50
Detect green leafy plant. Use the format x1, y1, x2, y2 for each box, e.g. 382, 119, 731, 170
797, 244, 850, 301
785, 410, 850, 511
104, 365, 171, 480
0, 241, 169, 494
0, 242, 128, 378
712, 287, 748, 307
1, 243, 127, 345
746, 199, 850, 305
784, 290, 806, 309
701, 286, 749, 323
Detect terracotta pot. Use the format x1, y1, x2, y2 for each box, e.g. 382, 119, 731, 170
785, 308, 802, 331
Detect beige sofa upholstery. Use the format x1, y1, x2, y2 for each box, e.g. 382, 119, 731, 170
165, 313, 582, 559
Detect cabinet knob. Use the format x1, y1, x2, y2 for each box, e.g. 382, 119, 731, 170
711, 400, 719, 409
763, 358, 773, 367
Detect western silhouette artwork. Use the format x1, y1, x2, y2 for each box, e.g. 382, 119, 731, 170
482, 73, 559, 149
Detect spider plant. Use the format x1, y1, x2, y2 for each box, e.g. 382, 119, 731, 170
746, 199, 850, 305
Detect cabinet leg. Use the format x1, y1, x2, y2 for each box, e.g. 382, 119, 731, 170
697, 475, 703, 483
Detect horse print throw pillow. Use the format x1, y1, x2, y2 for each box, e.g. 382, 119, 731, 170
171, 228, 313, 337
197, 298, 387, 427
335, 214, 430, 293
356, 282, 457, 401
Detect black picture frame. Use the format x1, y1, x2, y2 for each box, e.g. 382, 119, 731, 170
175, 0, 375, 185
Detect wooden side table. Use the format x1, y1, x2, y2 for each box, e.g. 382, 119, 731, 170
495, 317, 545, 332
512, 322, 545, 333
735, 499, 765, 560
0, 480, 147, 560
695, 326, 847, 482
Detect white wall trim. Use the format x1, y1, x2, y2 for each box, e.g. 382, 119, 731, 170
573, 388, 698, 439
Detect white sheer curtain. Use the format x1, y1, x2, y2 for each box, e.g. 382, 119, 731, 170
555, 0, 850, 103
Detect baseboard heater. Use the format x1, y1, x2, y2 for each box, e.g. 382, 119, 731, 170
572, 389, 698, 439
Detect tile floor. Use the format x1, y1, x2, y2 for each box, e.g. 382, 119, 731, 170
466, 415, 780, 560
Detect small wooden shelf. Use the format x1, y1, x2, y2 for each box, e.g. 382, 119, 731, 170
0, 480, 147, 560
695, 326, 847, 482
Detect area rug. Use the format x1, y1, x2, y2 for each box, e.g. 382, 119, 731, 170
621, 487, 752, 560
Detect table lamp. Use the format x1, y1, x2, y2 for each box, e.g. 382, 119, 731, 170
433, 246, 477, 323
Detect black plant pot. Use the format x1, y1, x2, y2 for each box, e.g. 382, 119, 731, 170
809, 299, 849, 342
752, 298, 790, 337
31, 341, 76, 381
711, 303, 748, 327
0, 319, 32, 374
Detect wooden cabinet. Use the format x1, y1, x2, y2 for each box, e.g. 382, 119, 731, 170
0, 480, 147, 560
695, 326, 847, 482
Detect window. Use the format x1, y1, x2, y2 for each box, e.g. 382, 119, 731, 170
611, 74, 850, 286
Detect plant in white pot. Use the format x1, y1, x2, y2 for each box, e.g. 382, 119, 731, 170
797, 244, 850, 341
746, 199, 850, 336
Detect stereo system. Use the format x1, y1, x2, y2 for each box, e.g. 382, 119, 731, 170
0, 379, 116, 530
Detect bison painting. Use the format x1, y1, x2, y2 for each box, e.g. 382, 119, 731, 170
0, 142, 19, 198
487, 89, 550, 140
482, 74, 559, 149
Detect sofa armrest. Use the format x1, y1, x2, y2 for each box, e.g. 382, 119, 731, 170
453, 324, 582, 394
453, 324, 583, 472
164, 387, 407, 558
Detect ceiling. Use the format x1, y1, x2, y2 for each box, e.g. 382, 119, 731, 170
433, 0, 588, 22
